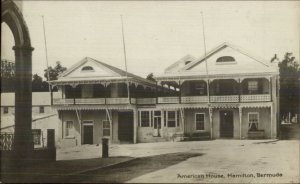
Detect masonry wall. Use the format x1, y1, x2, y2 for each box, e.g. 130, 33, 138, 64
184, 108, 210, 135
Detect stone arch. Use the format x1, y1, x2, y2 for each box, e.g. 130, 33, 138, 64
2, 0, 34, 158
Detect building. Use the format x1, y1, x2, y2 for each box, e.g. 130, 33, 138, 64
1, 92, 61, 148
50, 43, 279, 147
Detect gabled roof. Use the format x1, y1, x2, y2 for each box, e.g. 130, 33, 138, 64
182, 42, 271, 71
164, 54, 196, 73
155, 42, 278, 79
52, 57, 156, 85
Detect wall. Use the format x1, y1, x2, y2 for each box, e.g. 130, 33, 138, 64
184, 108, 210, 135
241, 108, 271, 139
60, 110, 119, 147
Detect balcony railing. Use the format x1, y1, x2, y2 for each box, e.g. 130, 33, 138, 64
210, 95, 239, 102
240, 94, 271, 102
106, 98, 130, 104
75, 98, 105, 104
181, 96, 209, 103
157, 97, 179, 104
136, 98, 156, 104
53, 98, 74, 105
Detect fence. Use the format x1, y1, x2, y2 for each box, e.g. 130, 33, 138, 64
0, 133, 14, 150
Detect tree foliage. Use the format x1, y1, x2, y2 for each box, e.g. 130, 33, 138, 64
146, 73, 156, 82
277, 53, 300, 116
44, 61, 67, 81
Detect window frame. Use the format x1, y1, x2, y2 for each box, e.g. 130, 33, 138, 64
166, 111, 177, 128
65, 120, 74, 138
102, 120, 111, 137
139, 111, 151, 127
81, 66, 95, 72
3, 107, 8, 114
248, 80, 259, 94
195, 113, 205, 131
248, 112, 259, 131
32, 129, 42, 145
39, 106, 45, 113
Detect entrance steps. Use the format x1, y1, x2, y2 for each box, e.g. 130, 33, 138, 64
180, 132, 211, 141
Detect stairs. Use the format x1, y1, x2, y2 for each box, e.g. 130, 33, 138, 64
280, 123, 300, 140
181, 132, 211, 141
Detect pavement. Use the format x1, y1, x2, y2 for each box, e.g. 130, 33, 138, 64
2, 139, 300, 183
57, 139, 300, 183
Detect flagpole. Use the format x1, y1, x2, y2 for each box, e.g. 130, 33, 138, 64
42, 15, 51, 92
120, 15, 131, 103
201, 12, 212, 140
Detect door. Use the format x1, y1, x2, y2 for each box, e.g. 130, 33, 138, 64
83, 125, 93, 144
118, 112, 133, 143
220, 110, 234, 138
153, 116, 161, 137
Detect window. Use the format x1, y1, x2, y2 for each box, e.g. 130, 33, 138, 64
216, 56, 235, 63
103, 120, 110, 137
3, 107, 8, 114
140, 111, 150, 127
185, 61, 192, 65
167, 111, 177, 127
195, 113, 205, 130
32, 129, 41, 145
192, 82, 206, 95
81, 66, 94, 71
248, 113, 259, 131
39, 106, 44, 113
248, 81, 258, 94
65, 121, 74, 137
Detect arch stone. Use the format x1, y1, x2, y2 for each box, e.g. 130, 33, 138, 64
2, 0, 34, 159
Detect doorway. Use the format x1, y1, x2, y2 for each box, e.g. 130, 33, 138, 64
83, 121, 93, 144
118, 112, 133, 143
220, 110, 234, 138
153, 111, 161, 137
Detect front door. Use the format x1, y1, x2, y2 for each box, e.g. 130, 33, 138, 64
118, 112, 133, 143
220, 110, 234, 138
83, 125, 93, 144
153, 116, 161, 137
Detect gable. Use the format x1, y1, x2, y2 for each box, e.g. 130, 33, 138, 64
185, 45, 275, 75
165, 55, 196, 73
64, 58, 120, 78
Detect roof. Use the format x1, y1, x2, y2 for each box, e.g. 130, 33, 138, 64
1, 113, 57, 130
1, 92, 59, 106
51, 57, 156, 86
155, 42, 279, 79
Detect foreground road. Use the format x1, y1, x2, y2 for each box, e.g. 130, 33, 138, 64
61, 140, 299, 183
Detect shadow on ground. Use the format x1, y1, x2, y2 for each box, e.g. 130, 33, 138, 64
1, 156, 132, 183
61, 152, 203, 183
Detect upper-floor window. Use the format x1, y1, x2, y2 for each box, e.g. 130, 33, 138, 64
81, 66, 94, 71
185, 61, 192, 65
193, 82, 206, 95
3, 107, 8, 114
248, 81, 258, 94
216, 56, 235, 63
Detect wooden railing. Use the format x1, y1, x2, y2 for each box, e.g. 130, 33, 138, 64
181, 96, 209, 103
210, 95, 239, 102
240, 94, 271, 102
136, 98, 156, 104
106, 98, 130, 104
157, 97, 179, 104
53, 98, 74, 105
75, 98, 105, 104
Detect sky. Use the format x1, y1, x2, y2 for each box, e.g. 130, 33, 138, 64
1, 1, 300, 79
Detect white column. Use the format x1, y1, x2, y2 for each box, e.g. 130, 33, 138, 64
239, 107, 242, 140
133, 108, 138, 144
209, 107, 213, 139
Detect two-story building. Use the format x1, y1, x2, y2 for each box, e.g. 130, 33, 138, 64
50, 43, 279, 147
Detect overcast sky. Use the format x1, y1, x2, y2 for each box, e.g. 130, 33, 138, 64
1, 1, 299, 78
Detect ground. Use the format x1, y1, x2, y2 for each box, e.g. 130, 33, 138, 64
1, 140, 299, 183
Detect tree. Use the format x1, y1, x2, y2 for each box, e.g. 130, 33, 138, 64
44, 61, 67, 81
1, 59, 15, 92
146, 73, 156, 82
32, 74, 49, 92
276, 53, 300, 118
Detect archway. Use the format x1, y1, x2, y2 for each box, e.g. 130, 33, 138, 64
2, 0, 34, 159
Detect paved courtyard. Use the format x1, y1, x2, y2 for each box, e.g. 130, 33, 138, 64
57, 139, 300, 183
